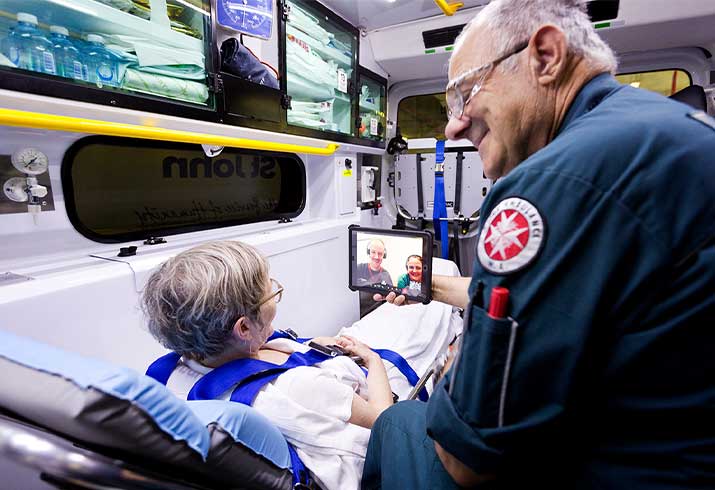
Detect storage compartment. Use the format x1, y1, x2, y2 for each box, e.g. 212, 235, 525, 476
284, 0, 357, 136
0, 0, 213, 111
357, 67, 387, 144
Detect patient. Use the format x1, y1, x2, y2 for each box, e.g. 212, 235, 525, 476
142, 240, 459, 490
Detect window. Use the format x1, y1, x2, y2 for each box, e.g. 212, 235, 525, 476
616, 69, 692, 97
62, 137, 306, 243
397, 93, 449, 140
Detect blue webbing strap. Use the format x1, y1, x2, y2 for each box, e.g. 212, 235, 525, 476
189, 349, 329, 489
267, 329, 311, 344
266, 333, 426, 400
373, 349, 429, 402
433, 140, 449, 259
145, 352, 181, 385
227, 350, 331, 405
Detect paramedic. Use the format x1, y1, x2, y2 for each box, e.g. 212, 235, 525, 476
363, 0, 715, 488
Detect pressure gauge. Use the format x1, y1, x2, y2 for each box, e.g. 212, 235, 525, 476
11, 148, 49, 175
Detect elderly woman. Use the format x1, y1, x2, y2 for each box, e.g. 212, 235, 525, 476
142, 240, 453, 490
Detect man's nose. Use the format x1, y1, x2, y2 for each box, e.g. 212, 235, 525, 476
445, 114, 471, 140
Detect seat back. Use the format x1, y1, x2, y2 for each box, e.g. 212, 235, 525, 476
669, 85, 708, 111
0, 330, 293, 490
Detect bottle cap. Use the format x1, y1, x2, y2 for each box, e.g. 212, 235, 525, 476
17, 13, 38, 25
87, 34, 104, 44
50, 25, 69, 36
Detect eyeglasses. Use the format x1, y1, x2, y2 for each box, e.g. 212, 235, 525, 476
445, 41, 529, 120
407, 265, 422, 270
257, 278, 283, 307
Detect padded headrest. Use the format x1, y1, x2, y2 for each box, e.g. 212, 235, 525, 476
0, 330, 293, 490
669, 85, 707, 111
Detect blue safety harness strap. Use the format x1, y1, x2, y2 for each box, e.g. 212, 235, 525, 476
146, 352, 181, 386
433, 140, 449, 259
373, 349, 429, 402
267, 329, 311, 343
145, 335, 428, 487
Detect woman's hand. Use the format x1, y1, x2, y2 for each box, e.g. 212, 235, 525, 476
338, 334, 394, 428
309, 336, 340, 347
334, 335, 380, 365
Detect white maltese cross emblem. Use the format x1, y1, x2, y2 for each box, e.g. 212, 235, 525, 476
477, 197, 545, 274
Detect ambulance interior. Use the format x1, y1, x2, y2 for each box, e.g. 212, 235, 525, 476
0, 0, 713, 488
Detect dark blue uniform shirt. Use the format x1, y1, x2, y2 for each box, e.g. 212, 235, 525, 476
426, 74, 715, 489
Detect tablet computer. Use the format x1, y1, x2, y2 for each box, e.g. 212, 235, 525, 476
348, 225, 433, 304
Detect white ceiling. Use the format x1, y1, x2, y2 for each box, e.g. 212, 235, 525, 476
320, 0, 489, 31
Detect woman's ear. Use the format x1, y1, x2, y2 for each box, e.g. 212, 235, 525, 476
233, 316, 251, 341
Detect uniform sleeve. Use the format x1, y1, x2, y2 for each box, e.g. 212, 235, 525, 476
426, 166, 668, 474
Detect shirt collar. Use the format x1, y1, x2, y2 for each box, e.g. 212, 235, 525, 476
557, 73, 620, 136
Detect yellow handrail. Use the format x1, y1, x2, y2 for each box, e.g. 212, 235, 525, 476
0, 108, 340, 156
434, 0, 464, 16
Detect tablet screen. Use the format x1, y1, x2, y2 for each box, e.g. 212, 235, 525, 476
348, 226, 432, 303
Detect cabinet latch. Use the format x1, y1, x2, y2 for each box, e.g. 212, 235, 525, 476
208, 73, 224, 94
281, 94, 293, 110
281, 1, 291, 21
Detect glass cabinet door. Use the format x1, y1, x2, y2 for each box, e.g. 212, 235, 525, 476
0, 0, 212, 107
357, 69, 386, 143
284, 0, 357, 136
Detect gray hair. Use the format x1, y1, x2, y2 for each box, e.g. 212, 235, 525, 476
142, 240, 270, 361
453, 0, 617, 75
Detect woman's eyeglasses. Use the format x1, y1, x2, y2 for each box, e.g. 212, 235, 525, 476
258, 278, 283, 307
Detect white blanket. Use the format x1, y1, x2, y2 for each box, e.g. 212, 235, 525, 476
340, 258, 463, 400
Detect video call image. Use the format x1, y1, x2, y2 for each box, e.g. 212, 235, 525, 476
353, 232, 425, 297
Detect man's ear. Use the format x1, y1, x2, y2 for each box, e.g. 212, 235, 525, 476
527, 24, 568, 86
233, 316, 251, 341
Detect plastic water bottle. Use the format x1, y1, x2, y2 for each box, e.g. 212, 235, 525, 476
5, 13, 55, 75
49, 26, 82, 80
84, 34, 118, 87
0, 27, 14, 65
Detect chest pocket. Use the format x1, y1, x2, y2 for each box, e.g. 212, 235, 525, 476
449, 303, 519, 429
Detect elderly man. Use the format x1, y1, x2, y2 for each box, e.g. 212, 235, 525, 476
363, 0, 715, 489
356, 239, 394, 287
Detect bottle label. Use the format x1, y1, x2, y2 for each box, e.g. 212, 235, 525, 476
97, 63, 113, 82
43, 51, 55, 74
72, 61, 83, 80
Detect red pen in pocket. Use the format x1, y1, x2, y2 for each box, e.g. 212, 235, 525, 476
488, 287, 510, 319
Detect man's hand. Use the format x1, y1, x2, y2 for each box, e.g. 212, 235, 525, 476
372, 291, 411, 306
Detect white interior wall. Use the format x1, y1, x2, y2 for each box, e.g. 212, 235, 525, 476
0, 89, 366, 372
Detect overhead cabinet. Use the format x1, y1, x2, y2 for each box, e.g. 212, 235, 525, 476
0, 0, 386, 148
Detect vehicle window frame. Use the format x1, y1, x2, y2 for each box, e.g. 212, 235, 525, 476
61, 136, 306, 243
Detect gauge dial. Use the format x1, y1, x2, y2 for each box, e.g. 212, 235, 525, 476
11, 148, 49, 175
218, 0, 273, 39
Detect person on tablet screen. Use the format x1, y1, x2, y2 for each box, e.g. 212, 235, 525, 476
396, 255, 423, 295
356, 239, 393, 287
